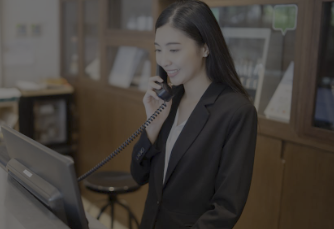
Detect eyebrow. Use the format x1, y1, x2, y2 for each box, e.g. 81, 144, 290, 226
154, 42, 181, 46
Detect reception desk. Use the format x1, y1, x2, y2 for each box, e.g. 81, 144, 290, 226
0, 166, 107, 229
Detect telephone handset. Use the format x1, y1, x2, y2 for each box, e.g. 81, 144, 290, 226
77, 66, 174, 182
153, 66, 173, 102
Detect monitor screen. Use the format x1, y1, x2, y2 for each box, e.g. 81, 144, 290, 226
1, 125, 89, 229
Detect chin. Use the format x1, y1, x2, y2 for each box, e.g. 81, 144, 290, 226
169, 78, 183, 86
170, 82, 182, 87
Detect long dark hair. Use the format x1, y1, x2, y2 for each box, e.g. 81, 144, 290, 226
155, 0, 248, 97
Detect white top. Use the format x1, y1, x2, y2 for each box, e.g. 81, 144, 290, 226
163, 108, 187, 184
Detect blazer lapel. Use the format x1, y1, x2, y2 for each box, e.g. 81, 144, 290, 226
154, 86, 184, 199
163, 82, 226, 188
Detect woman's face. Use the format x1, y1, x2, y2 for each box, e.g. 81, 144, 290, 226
155, 23, 207, 86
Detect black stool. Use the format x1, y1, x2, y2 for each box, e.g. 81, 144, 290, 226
84, 171, 141, 229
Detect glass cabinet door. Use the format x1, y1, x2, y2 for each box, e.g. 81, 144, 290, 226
211, 4, 298, 123
33, 99, 67, 145
313, 2, 334, 131
84, 0, 100, 80
62, 1, 79, 77
107, 46, 151, 91
108, 0, 153, 31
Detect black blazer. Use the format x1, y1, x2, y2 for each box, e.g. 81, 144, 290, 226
131, 82, 258, 229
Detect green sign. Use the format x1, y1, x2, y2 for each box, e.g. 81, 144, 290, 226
273, 5, 298, 35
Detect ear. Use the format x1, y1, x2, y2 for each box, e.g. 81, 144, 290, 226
202, 44, 210, 57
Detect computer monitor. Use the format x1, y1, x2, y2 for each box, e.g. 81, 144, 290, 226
0, 143, 10, 169
1, 125, 89, 229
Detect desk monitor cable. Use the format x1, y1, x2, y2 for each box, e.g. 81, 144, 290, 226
77, 103, 167, 182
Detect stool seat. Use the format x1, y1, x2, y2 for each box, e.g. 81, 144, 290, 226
83, 171, 141, 229
84, 171, 140, 194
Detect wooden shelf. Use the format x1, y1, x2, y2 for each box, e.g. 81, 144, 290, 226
0, 100, 19, 108
19, 86, 74, 97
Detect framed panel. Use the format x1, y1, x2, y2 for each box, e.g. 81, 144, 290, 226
234, 135, 284, 229
279, 142, 334, 229
213, 3, 299, 123
83, 0, 100, 81
107, 0, 153, 31
60, 0, 79, 80
301, 0, 334, 143
221, 28, 271, 110
312, 1, 334, 131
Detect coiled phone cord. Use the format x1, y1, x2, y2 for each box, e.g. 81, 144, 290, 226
77, 102, 167, 182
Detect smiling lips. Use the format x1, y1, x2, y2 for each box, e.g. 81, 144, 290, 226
166, 69, 179, 77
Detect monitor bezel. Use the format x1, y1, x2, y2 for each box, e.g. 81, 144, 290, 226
1, 125, 89, 229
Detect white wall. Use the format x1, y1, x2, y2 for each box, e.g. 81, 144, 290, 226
1, 0, 59, 87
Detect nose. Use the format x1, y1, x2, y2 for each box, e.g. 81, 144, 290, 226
158, 51, 172, 68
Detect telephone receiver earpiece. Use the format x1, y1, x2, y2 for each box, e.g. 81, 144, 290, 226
154, 81, 173, 102
153, 66, 173, 102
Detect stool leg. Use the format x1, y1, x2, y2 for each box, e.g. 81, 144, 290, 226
111, 202, 115, 229
127, 206, 132, 229
109, 195, 115, 229
97, 202, 110, 220
129, 211, 132, 229
115, 199, 140, 229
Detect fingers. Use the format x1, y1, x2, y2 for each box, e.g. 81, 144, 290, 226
144, 75, 171, 105
148, 76, 164, 90
150, 76, 164, 83
145, 76, 164, 100
145, 90, 161, 101
149, 81, 162, 90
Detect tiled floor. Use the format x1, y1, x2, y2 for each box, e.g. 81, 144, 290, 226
82, 197, 128, 229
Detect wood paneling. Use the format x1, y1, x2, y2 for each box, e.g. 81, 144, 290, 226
279, 143, 334, 229
258, 118, 334, 152
76, 84, 148, 225
234, 135, 284, 229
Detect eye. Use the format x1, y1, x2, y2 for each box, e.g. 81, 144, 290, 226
170, 49, 179, 53
155, 49, 161, 53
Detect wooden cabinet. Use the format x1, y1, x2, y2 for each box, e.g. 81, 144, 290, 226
18, 87, 75, 156
234, 135, 284, 229
60, 0, 334, 228
280, 143, 334, 229
300, 0, 334, 142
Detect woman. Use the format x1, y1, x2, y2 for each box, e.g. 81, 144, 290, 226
131, 1, 258, 228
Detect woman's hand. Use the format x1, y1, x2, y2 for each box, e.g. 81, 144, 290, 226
143, 76, 172, 143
